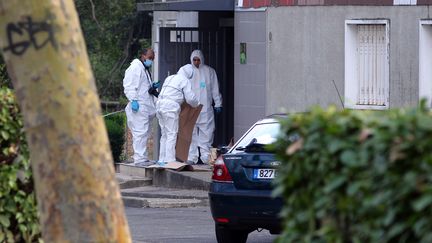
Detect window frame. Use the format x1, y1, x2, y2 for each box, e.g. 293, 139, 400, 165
344, 19, 390, 110
419, 20, 432, 108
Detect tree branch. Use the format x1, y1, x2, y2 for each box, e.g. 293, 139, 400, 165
89, 0, 103, 31
101, 25, 135, 96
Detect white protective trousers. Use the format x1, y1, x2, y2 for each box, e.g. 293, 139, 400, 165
125, 102, 155, 163
188, 117, 215, 163
156, 99, 180, 162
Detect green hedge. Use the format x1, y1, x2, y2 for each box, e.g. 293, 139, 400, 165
104, 113, 126, 163
0, 87, 41, 242
272, 101, 432, 243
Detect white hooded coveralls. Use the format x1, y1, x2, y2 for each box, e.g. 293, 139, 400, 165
123, 59, 156, 163
156, 65, 199, 162
187, 50, 223, 164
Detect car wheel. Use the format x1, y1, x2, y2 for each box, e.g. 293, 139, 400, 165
215, 224, 249, 243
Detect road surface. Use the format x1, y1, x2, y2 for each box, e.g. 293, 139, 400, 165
126, 206, 278, 243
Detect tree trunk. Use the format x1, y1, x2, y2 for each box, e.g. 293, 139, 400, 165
0, 1, 132, 242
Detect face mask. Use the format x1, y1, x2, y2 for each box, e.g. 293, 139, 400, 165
143, 59, 153, 68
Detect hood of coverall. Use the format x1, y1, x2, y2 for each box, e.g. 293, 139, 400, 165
131, 58, 144, 67
190, 50, 205, 67
177, 64, 194, 80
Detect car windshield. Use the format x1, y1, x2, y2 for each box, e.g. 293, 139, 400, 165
232, 122, 280, 152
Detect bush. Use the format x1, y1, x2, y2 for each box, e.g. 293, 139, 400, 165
104, 113, 126, 163
0, 87, 41, 242
0, 62, 12, 88
272, 101, 432, 243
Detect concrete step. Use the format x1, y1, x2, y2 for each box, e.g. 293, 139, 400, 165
119, 178, 152, 189
152, 169, 212, 191
116, 163, 153, 178
122, 196, 207, 208
121, 186, 209, 200
116, 163, 213, 191
121, 186, 209, 208
116, 170, 152, 189
116, 163, 212, 208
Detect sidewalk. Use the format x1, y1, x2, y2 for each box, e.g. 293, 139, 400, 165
116, 163, 212, 208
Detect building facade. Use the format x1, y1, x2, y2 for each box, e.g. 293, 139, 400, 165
139, 0, 432, 142
237, 0, 432, 121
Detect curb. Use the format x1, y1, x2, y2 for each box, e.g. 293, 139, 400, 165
122, 196, 208, 208
119, 178, 152, 189
116, 163, 212, 191
117, 163, 212, 208
152, 169, 211, 191
121, 186, 209, 200
121, 191, 208, 200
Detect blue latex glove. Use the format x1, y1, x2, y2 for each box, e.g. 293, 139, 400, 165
214, 107, 222, 114
131, 100, 139, 113
152, 81, 160, 89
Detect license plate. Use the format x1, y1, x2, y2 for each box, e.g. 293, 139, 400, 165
253, 169, 276, 179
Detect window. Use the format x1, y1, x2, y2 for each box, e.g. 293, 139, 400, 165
170, 30, 199, 43
345, 20, 389, 110
165, 20, 177, 28
394, 0, 416, 5
419, 20, 432, 107
231, 122, 280, 154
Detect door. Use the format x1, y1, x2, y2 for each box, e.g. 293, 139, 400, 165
159, 27, 234, 147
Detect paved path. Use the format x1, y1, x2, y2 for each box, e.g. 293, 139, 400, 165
125, 206, 278, 243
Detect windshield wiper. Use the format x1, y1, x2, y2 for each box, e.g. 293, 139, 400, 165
246, 138, 257, 147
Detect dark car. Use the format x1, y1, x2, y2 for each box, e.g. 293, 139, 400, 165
209, 116, 283, 243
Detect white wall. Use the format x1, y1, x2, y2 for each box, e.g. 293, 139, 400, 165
234, 10, 267, 140
266, 6, 428, 114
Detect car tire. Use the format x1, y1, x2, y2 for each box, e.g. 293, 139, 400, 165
215, 224, 249, 243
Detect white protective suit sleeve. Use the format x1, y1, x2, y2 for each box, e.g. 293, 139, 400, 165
123, 59, 142, 101
178, 64, 200, 108
183, 78, 200, 108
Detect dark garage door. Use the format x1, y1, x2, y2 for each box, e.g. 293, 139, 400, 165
159, 27, 234, 147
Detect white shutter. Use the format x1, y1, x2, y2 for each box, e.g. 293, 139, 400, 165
357, 24, 386, 106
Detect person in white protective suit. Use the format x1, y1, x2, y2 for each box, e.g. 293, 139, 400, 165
186, 50, 223, 165
156, 65, 200, 165
123, 48, 160, 167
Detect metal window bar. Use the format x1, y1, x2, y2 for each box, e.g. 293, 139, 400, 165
379, 29, 386, 105
372, 26, 374, 103
357, 25, 365, 104
357, 24, 386, 105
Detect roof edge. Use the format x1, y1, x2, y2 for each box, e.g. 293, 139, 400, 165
137, 0, 234, 11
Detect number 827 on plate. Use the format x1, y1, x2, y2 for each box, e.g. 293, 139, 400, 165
253, 169, 276, 179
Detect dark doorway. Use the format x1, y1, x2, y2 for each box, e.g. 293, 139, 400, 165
159, 27, 234, 147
